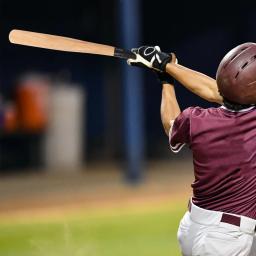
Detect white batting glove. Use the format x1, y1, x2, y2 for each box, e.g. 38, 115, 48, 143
127, 46, 172, 72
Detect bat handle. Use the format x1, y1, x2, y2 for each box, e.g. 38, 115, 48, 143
114, 48, 136, 59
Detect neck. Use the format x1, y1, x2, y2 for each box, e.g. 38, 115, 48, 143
223, 98, 254, 111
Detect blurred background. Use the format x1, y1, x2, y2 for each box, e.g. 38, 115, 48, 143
0, 0, 256, 255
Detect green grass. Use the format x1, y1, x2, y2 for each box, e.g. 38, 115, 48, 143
0, 203, 186, 256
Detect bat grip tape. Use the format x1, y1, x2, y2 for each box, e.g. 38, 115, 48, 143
114, 48, 136, 59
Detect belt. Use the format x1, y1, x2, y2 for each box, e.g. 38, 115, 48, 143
221, 213, 241, 227
188, 200, 256, 232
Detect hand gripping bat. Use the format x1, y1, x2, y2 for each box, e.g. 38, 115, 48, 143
9, 29, 136, 60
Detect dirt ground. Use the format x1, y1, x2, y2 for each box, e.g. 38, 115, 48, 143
0, 159, 194, 218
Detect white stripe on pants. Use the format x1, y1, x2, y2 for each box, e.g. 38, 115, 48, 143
177, 201, 256, 256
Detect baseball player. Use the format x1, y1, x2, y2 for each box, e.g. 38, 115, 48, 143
127, 44, 256, 256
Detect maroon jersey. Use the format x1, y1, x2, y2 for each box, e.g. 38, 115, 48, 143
170, 106, 256, 219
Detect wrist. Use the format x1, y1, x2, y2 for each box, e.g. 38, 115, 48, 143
165, 62, 174, 73
156, 70, 175, 85
160, 57, 172, 72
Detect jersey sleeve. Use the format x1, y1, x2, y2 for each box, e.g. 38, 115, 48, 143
169, 107, 193, 153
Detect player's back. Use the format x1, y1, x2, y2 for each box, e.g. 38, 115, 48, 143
172, 106, 256, 218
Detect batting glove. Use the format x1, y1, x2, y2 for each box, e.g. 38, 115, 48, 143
127, 46, 172, 72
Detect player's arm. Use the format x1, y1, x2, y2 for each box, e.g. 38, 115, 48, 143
165, 62, 223, 104
127, 45, 223, 104
126, 46, 181, 135
161, 83, 180, 136
155, 71, 181, 136
126, 46, 187, 140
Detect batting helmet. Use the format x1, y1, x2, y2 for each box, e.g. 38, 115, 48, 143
216, 42, 256, 105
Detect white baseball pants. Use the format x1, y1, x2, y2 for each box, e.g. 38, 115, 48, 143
177, 200, 256, 256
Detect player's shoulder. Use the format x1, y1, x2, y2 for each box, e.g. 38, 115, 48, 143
181, 106, 221, 118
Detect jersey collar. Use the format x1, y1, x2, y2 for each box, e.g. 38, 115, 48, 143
220, 105, 256, 113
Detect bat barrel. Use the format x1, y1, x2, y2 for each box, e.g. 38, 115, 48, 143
9, 29, 136, 60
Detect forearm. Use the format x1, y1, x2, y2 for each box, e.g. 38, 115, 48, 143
165, 63, 223, 104
161, 84, 181, 136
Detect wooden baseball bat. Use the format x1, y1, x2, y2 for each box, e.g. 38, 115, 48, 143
9, 29, 136, 59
